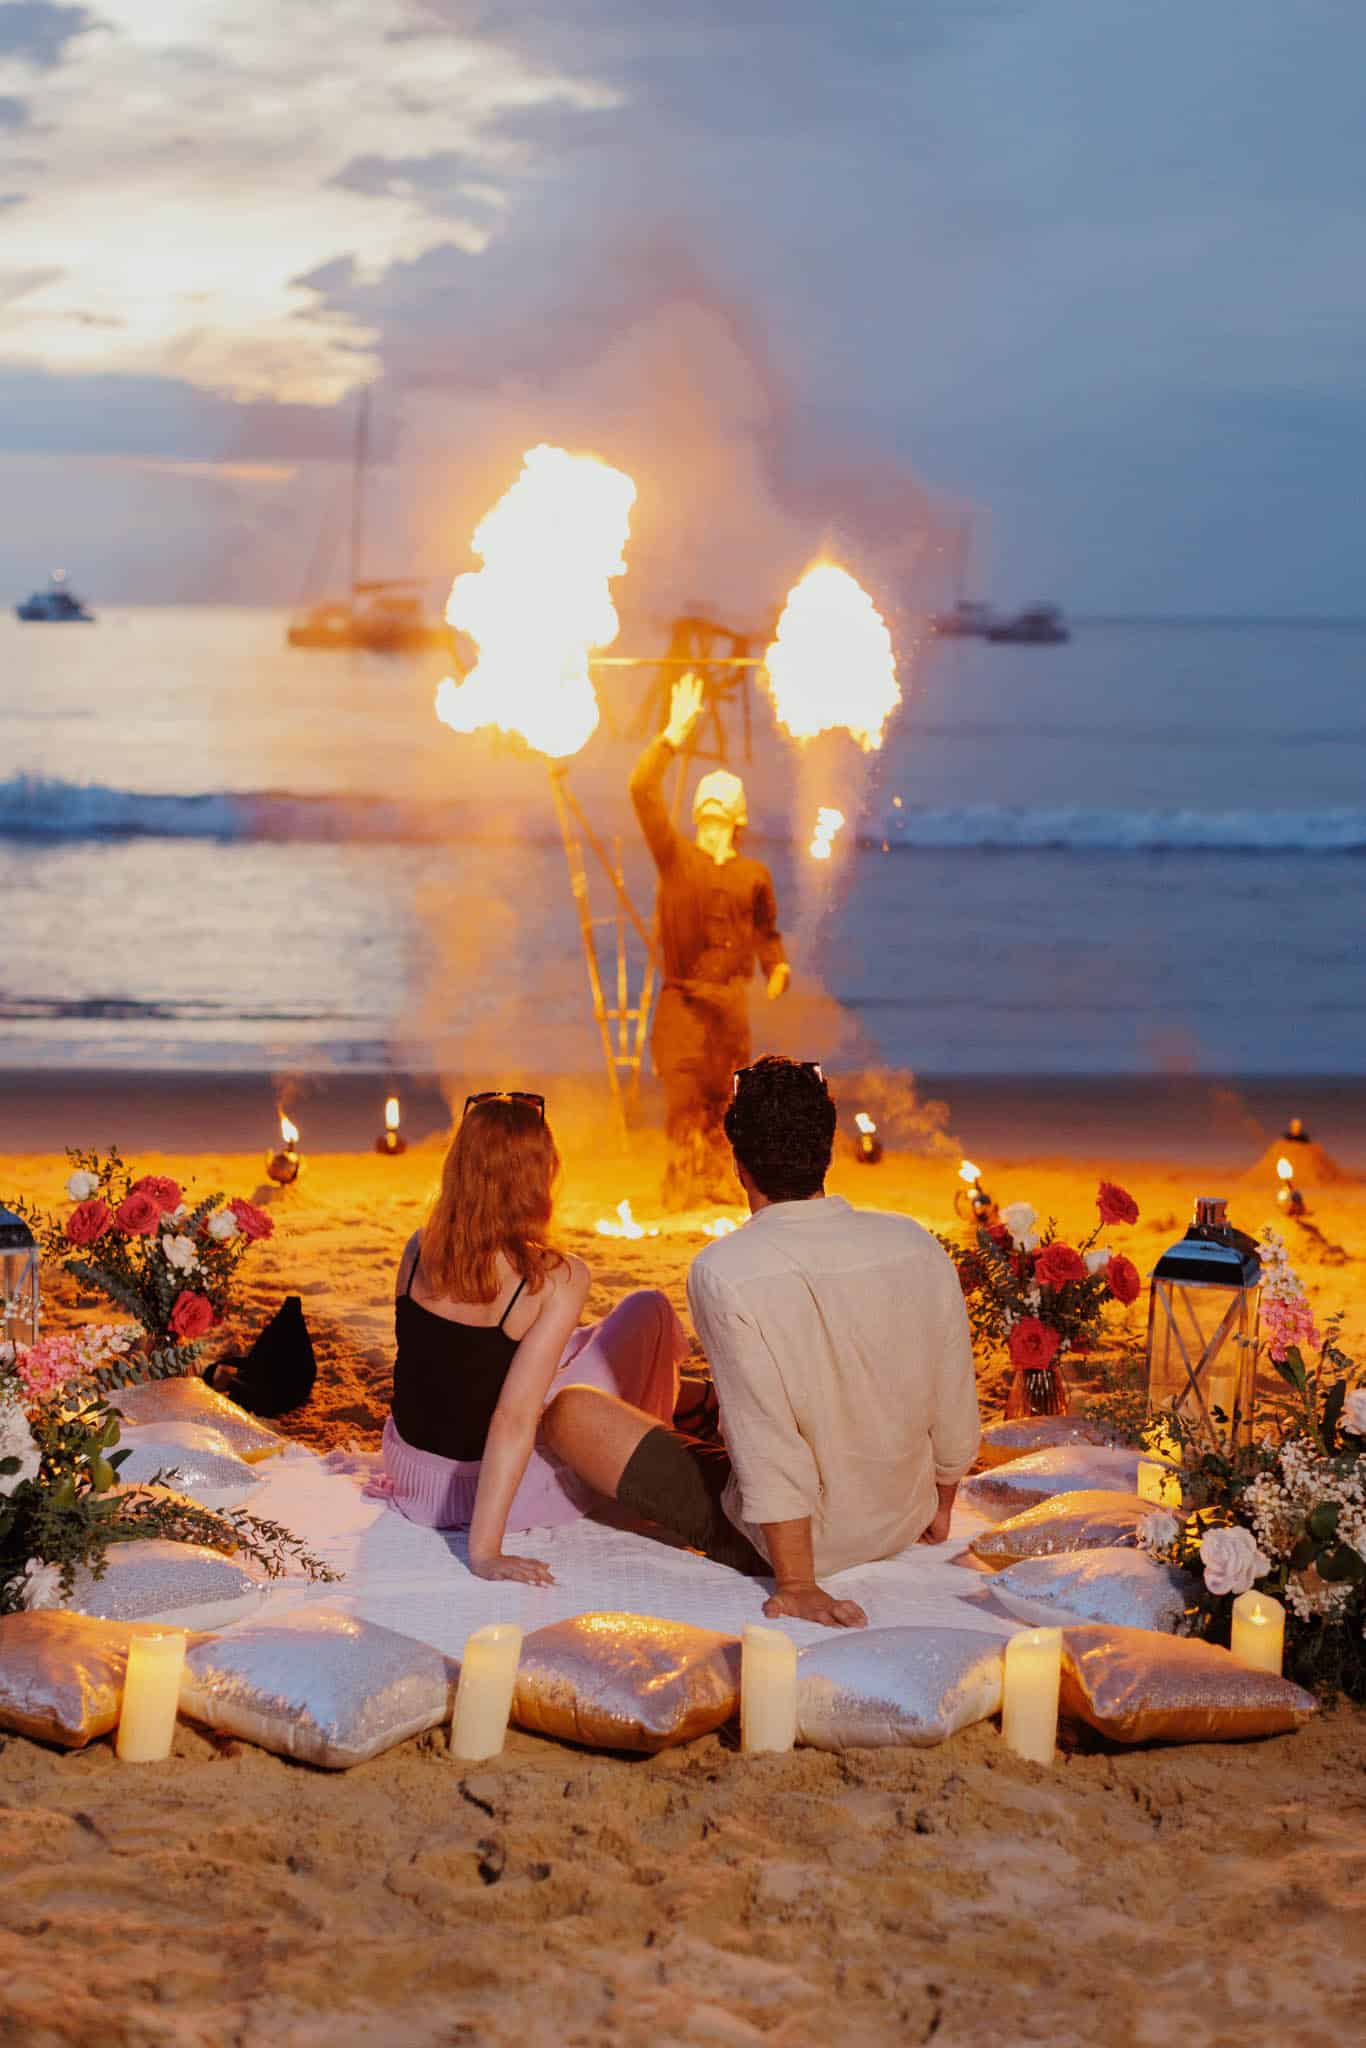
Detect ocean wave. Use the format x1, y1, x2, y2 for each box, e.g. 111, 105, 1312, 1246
3, 776, 1365, 854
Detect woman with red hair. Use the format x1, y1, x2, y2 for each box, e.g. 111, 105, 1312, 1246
370, 1092, 684, 1583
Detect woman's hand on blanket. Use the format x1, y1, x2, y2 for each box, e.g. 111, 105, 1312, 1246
764, 1583, 867, 1629
469, 1551, 555, 1586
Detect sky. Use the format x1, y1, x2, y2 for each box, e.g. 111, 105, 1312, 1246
1, 0, 1363, 613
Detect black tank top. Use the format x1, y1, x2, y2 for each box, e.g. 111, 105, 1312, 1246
390, 1256, 528, 1461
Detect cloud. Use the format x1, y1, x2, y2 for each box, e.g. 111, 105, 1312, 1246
0, 2, 93, 69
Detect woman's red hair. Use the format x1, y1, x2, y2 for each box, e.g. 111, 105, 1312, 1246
420, 1098, 564, 1304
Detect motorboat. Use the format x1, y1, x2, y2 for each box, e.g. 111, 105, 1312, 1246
985, 603, 1070, 644
930, 600, 995, 638
16, 573, 94, 622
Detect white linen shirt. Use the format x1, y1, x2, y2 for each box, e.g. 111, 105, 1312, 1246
686, 1195, 980, 1577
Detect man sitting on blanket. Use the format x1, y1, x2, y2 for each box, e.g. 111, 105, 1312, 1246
543, 1055, 981, 1628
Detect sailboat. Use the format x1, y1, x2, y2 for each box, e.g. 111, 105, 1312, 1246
287, 390, 452, 653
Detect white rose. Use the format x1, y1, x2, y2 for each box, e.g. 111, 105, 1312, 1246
162, 1234, 199, 1274
0, 1402, 41, 1496
1139, 1508, 1181, 1554
206, 1209, 240, 1243
1085, 1246, 1113, 1276
1000, 1202, 1037, 1248
1200, 1525, 1270, 1599
18, 1558, 63, 1611
66, 1170, 99, 1201
1342, 1388, 1366, 1437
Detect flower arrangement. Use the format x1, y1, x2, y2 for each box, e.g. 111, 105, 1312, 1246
12, 1148, 275, 1372
0, 1335, 336, 1616
1139, 1234, 1366, 1701
943, 1179, 1143, 1414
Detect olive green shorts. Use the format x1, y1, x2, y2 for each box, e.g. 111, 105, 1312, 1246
616, 1425, 769, 1577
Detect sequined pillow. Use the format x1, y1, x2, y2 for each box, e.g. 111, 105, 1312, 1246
113, 1422, 262, 1510
990, 1550, 1197, 1634
0, 1611, 198, 1749
66, 1540, 269, 1630
977, 1414, 1122, 1469
1059, 1624, 1317, 1744
961, 1446, 1143, 1522
112, 1377, 284, 1462
179, 1607, 456, 1769
970, 1491, 1149, 1566
796, 1627, 1006, 1751
512, 1613, 741, 1753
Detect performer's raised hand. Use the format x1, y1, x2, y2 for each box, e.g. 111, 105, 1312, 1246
766, 963, 791, 1001
664, 670, 705, 749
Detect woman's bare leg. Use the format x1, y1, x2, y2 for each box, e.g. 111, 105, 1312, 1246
541, 1384, 658, 1498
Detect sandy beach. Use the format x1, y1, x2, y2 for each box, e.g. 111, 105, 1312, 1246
2, 1077, 1364, 2046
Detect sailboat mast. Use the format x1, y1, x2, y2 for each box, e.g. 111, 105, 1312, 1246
348, 386, 370, 599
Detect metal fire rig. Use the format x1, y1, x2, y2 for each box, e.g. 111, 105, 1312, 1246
551, 613, 767, 1137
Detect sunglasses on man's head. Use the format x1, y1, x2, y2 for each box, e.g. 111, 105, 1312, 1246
732, 1061, 825, 1098
462, 1090, 546, 1121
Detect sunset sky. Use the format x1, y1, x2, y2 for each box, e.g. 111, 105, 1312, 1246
2, 0, 1362, 611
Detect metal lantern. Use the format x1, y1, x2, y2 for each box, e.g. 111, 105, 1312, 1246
1146, 1196, 1261, 1448
0, 1205, 40, 1355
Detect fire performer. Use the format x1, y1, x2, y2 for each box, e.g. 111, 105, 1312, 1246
631, 672, 790, 1205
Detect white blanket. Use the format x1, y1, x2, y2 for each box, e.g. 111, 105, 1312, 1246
230, 1445, 1018, 1655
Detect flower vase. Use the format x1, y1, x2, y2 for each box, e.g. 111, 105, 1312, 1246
1005, 1363, 1070, 1419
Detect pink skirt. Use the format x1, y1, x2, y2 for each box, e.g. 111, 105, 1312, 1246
365, 1288, 686, 1532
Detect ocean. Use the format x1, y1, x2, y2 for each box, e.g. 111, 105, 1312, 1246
2, 607, 1364, 1080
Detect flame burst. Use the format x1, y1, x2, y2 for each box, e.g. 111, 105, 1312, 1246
764, 563, 900, 750
702, 1217, 739, 1238
958, 1159, 981, 1186
855, 1112, 877, 1136
595, 1199, 657, 1240
435, 445, 637, 760
808, 806, 845, 861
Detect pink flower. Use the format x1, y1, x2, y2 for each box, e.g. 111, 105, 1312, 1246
1097, 1180, 1139, 1227
227, 1197, 273, 1242
1034, 1241, 1087, 1289
114, 1190, 161, 1236
168, 1291, 215, 1342
66, 1197, 112, 1247
13, 1335, 83, 1402
1105, 1254, 1142, 1306
129, 1174, 182, 1214
1008, 1318, 1062, 1372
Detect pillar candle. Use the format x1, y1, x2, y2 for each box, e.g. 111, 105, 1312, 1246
1137, 1458, 1183, 1507
1230, 1590, 1285, 1675
451, 1623, 523, 1762
1002, 1627, 1062, 1765
741, 1624, 798, 1754
116, 1630, 187, 1762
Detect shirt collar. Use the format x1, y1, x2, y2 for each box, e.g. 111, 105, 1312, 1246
747, 1194, 851, 1228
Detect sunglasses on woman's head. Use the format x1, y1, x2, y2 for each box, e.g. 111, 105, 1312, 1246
731, 1060, 825, 1098
462, 1090, 546, 1120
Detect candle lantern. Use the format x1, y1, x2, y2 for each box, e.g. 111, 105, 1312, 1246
1275, 1157, 1306, 1217
1145, 1197, 1261, 1449
0, 1205, 40, 1354
376, 1095, 407, 1157
1281, 1116, 1310, 1145
853, 1112, 883, 1165
266, 1113, 301, 1187
955, 1159, 996, 1227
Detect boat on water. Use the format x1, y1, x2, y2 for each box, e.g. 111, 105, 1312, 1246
930, 599, 996, 639
985, 603, 1070, 645
15, 573, 95, 623
287, 390, 450, 654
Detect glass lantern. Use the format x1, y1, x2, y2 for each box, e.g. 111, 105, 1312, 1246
1, 1205, 40, 1356
1146, 1196, 1261, 1448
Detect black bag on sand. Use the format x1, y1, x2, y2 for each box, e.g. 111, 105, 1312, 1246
207, 1294, 317, 1418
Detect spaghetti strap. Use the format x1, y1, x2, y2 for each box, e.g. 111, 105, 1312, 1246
401, 1243, 420, 1299
497, 1277, 528, 1331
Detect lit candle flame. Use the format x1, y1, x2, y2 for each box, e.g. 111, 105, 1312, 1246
435, 445, 636, 761
808, 806, 845, 861
855, 1112, 877, 1136
385, 1095, 401, 1132
1276, 1156, 1294, 1182
279, 1114, 299, 1147
959, 1159, 981, 1185
764, 562, 900, 750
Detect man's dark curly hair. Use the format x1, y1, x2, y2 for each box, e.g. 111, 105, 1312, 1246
723, 1055, 835, 1203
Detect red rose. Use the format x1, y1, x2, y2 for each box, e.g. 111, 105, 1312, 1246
66, 1197, 112, 1246
228, 1197, 274, 1242
985, 1221, 1011, 1248
1034, 1241, 1087, 1289
957, 1255, 986, 1296
169, 1290, 215, 1341
1106, 1253, 1142, 1306
1008, 1318, 1062, 1372
114, 1189, 161, 1235
1097, 1180, 1139, 1227
130, 1174, 182, 1213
